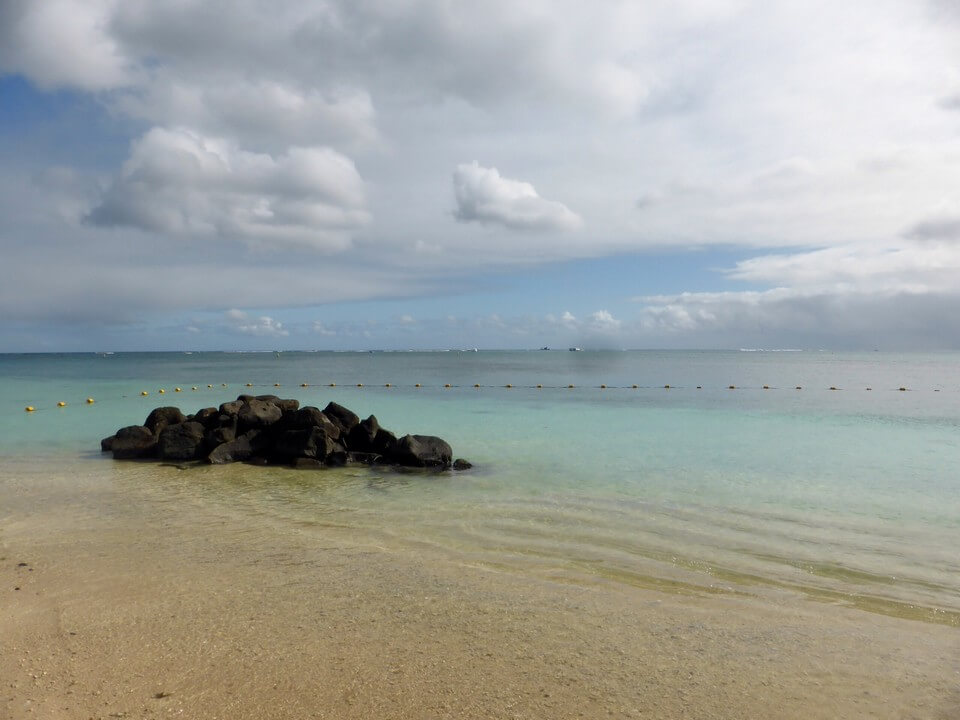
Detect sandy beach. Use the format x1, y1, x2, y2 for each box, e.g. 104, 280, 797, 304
2, 461, 958, 720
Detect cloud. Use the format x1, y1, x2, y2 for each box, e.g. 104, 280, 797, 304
0, 0, 130, 90
453, 162, 582, 232
87, 127, 369, 250
115, 77, 378, 151
224, 310, 289, 338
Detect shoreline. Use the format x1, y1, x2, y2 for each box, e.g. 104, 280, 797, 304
2, 462, 958, 719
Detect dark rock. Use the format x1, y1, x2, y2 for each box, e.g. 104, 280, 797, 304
192, 407, 220, 427
219, 400, 243, 416
254, 394, 280, 403
393, 435, 452, 468
237, 399, 283, 432
290, 457, 323, 470
157, 422, 206, 460
272, 427, 339, 461
208, 436, 253, 464
323, 402, 360, 433
347, 452, 382, 465
101, 435, 115, 452
372, 429, 397, 455
144, 407, 186, 435
246, 456, 269, 466
111, 425, 158, 459
237, 394, 257, 403
279, 407, 341, 439
325, 450, 348, 467
453, 458, 473, 470
275, 398, 300, 413
345, 415, 380, 452
205, 425, 236, 448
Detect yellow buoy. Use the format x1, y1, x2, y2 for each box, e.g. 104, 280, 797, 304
57, 401, 66, 407
300, 383, 309, 387
830, 386, 838, 391
174, 387, 182, 392
728, 385, 735, 390
385, 383, 392, 387
221, 383, 227, 387
474, 383, 480, 388
274, 383, 281, 387
663, 384, 670, 389
601, 384, 607, 389
568, 384, 575, 389
796, 386, 802, 390
329, 382, 336, 387
763, 385, 770, 390
537, 384, 543, 389
86, 397, 95, 404
24, 406, 35, 412
899, 387, 907, 392
246, 383, 253, 387
357, 383, 363, 388
141, 391, 149, 396
633, 384, 639, 389
505, 384, 513, 388
207, 384, 213, 388
415, 383, 421, 388
191, 386, 198, 391
158, 388, 165, 394
444, 383, 451, 388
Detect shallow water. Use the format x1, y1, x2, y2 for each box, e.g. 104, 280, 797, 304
2, 350, 959, 626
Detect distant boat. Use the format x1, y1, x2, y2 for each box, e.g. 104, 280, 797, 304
540, 346, 550, 351
569, 347, 583, 352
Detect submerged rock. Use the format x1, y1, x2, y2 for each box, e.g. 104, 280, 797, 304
111, 425, 158, 459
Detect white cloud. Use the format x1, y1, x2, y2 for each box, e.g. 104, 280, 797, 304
587, 310, 621, 333
0, 0, 130, 90
87, 127, 369, 250
453, 162, 582, 232
225, 311, 289, 338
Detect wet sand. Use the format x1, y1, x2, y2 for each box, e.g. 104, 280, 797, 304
2, 462, 958, 719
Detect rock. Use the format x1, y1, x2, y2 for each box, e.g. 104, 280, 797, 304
453, 458, 473, 470
392, 435, 452, 468
237, 399, 283, 432
325, 450, 348, 467
290, 457, 323, 470
100, 435, 115, 452
192, 407, 220, 427
208, 436, 253, 464
345, 415, 380, 452
111, 425, 158, 459
144, 407, 186, 435
219, 400, 243, 416
254, 394, 280, 403
271, 427, 340, 461
278, 407, 341, 439
157, 421, 206, 460
323, 402, 360, 433
205, 425, 236, 448
275, 398, 300, 413
372, 429, 397, 455
347, 452, 382, 465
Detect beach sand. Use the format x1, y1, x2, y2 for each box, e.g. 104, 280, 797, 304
2, 461, 958, 719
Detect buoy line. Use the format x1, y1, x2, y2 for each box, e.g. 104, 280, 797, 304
19, 382, 945, 411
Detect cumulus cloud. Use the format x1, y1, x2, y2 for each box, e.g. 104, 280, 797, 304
87, 127, 369, 250
453, 162, 582, 232
225, 310, 289, 338
0, 0, 130, 90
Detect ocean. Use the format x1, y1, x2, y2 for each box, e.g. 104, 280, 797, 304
3, 349, 958, 628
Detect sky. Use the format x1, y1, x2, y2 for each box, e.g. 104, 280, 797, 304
2, 0, 960, 351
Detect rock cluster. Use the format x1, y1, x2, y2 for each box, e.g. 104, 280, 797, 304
101, 395, 471, 470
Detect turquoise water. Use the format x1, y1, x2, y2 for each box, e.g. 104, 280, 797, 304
2, 350, 959, 624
